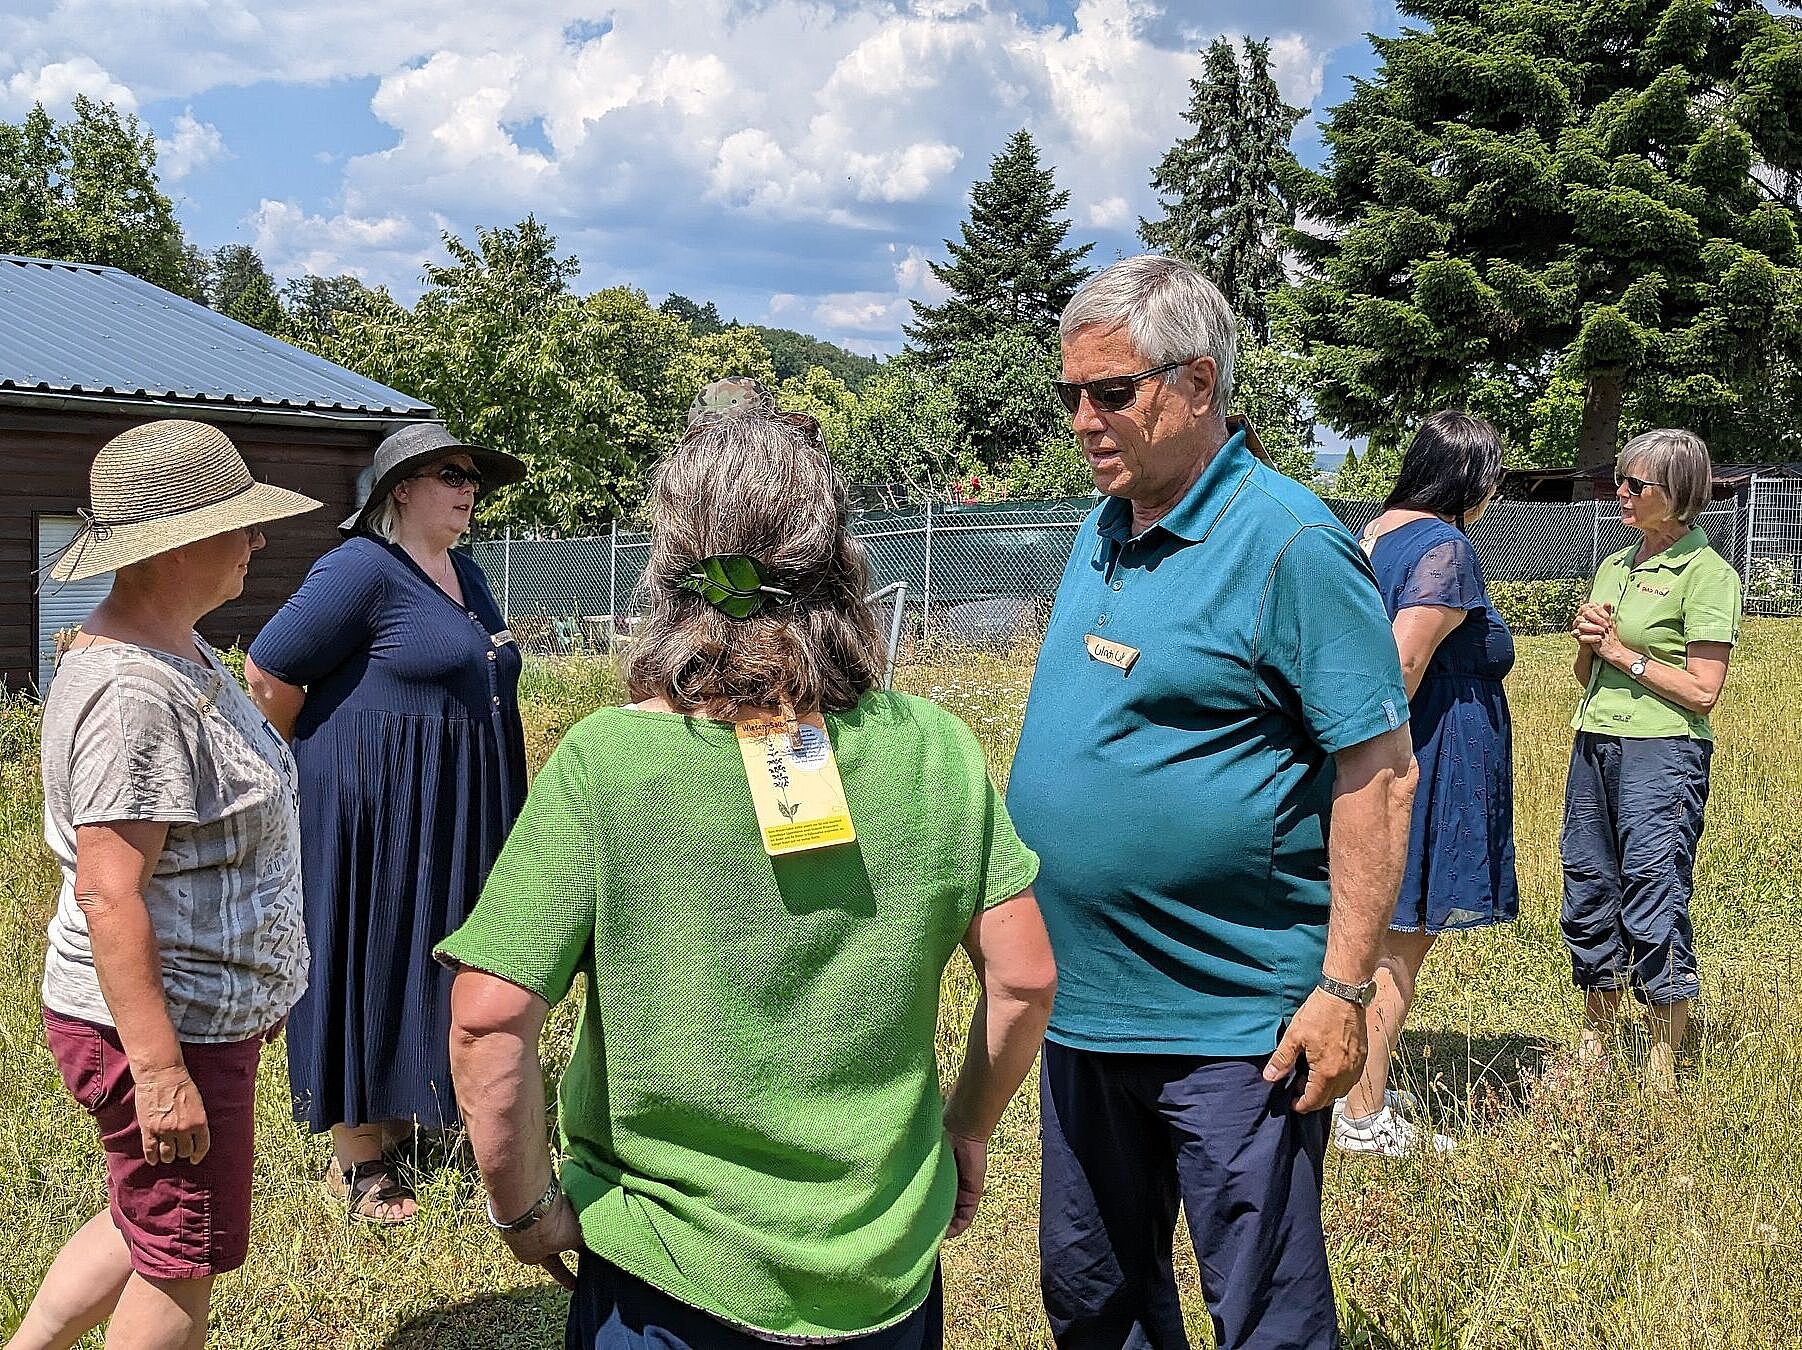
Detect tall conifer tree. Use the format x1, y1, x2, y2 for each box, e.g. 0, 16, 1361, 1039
905, 129, 1092, 363
1290, 0, 1802, 465
1140, 38, 1302, 339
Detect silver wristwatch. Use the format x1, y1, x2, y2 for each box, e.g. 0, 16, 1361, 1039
488, 1173, 562, 1233
1317, 973, 1377, 1008
1629, 655, 1648, 680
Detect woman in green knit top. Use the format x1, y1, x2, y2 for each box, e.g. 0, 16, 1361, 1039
438, 407, 1057, 1348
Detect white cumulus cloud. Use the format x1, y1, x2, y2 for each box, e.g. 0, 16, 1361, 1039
0, 57, 137, 116
160, 110, 230, 181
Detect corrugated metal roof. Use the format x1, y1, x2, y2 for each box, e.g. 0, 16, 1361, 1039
0, 254, 432, 418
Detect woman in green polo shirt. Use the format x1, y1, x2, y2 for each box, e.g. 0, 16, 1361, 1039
1563, 428, 1740, 1092
436, 406, 1056, 1348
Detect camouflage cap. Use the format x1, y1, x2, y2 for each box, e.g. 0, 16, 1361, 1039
686, 376, 776, 428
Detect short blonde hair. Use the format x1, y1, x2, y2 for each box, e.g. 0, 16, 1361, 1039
365, 494, 401, 541
1618, 428, 1713, 525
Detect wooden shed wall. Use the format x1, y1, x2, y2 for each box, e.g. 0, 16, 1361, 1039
1, 406, 385, 691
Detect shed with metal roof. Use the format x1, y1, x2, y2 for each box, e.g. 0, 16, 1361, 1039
0, 254, 434, 690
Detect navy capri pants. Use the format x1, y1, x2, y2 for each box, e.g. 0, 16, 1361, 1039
1559, 732, 1711, 1006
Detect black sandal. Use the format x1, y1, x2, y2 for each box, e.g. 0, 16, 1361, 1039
323, 1159, 416, 1226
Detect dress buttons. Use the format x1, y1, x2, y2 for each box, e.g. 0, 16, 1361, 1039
1112, 581, 1123, 591
492, 695, 501, 706
1097, 614, 1108, 626
486, 650, 496, 661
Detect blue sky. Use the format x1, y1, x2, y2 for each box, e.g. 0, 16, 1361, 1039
2, 0, 1401, 365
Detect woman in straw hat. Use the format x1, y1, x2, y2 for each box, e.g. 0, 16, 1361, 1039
438, 409, 1056, 1348
12, 420, 318, 1350
244, 422, 527, 1224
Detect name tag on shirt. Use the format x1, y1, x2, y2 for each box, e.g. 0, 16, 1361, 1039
1084, 633, 1141, 673
491, 629, 517, 647
734, 712, 857, 856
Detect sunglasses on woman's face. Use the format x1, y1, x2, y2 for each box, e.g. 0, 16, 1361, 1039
1052, 361, 1189, 416
410, 464, 484, 491
1615, 473, 1663, 496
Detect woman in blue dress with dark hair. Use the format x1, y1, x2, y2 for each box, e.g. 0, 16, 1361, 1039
1338, 410, 1519, 1157
244, 424, 528, 1223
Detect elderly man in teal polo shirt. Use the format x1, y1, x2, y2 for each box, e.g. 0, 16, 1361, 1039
1007, 255, 1418, 1350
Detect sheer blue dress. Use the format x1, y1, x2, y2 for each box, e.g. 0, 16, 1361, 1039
247, 536, 526, 1130
1365, 519, 1519, 933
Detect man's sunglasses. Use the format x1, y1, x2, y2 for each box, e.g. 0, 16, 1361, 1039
1614, 473, 1663, 496
1052, 361, 1189, 416
408, 464, 484, 491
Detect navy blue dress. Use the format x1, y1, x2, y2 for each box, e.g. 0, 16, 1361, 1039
1365, 519, 1519, 933
248, 536, 526, 1130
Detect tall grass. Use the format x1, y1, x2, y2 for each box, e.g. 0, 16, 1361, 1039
3, 627, 1800, 1348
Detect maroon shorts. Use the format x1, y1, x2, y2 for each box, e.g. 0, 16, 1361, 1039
43, 1007, 263, 1280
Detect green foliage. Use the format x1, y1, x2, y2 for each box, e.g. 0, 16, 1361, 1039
1000, 430, 1095, 501
1487, 578, 1589, 636
777, 366, 859, 452
1233, 322, 1318, 483
321, 217, 685, 532
753, 325, 880, 390
658, 293, 724, 334
1332, 442, 1404, 501
832, 357, 969, 492
206, 244, 285, 336
281, 273, 389, 348
905, 129, 1093, 363
940, 326, 1063, 472
1140, 37, 1302, 340
0, 98, 198, 296
1292, 0, 1802, 466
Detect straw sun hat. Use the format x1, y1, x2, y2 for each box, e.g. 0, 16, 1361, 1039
48, 420, 323, 583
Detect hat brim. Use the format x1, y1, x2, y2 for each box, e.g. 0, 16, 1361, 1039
50, 483, 324, 583
339, 442, 528, 536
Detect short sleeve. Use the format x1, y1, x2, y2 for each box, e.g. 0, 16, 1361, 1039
247, 542, 386, 686
68, 664, 201, 826
1398, 537, 1485, 612
1683, 556, 1742, 647
1256, 525, 1410, 753
435, 729, 597, 1005
977, 764, 1039, 912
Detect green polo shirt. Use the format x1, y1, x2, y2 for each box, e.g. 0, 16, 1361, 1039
1006, 430, 1409, 1056
1574, 527, 1741, 741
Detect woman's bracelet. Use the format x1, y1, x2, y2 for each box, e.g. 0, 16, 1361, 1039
487, 1172, 562, 1233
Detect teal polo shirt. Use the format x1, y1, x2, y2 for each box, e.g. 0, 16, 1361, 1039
1006, 430, 1409, 1055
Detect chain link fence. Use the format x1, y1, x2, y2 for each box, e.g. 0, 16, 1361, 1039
469, 479, 1802, 657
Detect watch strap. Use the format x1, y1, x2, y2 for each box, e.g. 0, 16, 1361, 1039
1317, 973, 1377, 1007
488, 1173, 562, 1233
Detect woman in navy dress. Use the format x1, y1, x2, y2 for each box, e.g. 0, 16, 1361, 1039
245, 424, 527, 1222
1337, 411, 1519, 1157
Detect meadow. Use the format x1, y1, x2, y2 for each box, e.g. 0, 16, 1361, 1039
2, 624, 1800, 1348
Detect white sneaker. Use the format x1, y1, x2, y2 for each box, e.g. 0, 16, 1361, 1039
1331, 1106, 1454, 1157
1331, 1088, 1421, 1120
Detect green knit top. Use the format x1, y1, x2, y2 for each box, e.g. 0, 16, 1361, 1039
436, 692, 1038, 1341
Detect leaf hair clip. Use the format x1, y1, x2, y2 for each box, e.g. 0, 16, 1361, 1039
679, 554, 793, 619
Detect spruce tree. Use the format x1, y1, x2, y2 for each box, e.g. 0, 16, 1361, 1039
905, 129, 1093, 363
207, 244, 285, 336
1291, 0, 1802, 465
1140, 38, 1302, 339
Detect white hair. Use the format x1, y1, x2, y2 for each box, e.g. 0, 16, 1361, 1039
1059, 254, 1237, 408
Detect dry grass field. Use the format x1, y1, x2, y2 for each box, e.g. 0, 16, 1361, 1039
2, 623, 1799, 1348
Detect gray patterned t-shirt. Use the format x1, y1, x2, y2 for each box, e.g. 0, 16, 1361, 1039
40, 638, 309, 1043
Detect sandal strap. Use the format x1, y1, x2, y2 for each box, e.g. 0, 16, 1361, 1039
342, 1159, 413, 1212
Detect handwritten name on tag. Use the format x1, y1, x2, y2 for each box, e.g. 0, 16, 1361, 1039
491, 629, 517, 647
1084, 633, 1141, 673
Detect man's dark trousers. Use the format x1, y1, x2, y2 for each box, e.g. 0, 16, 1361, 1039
1039, 1041, 1336, 1350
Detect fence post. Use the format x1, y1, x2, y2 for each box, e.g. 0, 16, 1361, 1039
502, 525, 512, 618
921, 500, 934, 645
608, 519, 619, 621
1744, 475, 1760, 580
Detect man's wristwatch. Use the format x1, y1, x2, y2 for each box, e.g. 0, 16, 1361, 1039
1629, 655, 1649, 680
1317, 973, 1378, 1008
487, 1173, 562, 1234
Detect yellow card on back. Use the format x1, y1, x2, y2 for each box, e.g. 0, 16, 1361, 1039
734, 713, 857, 856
